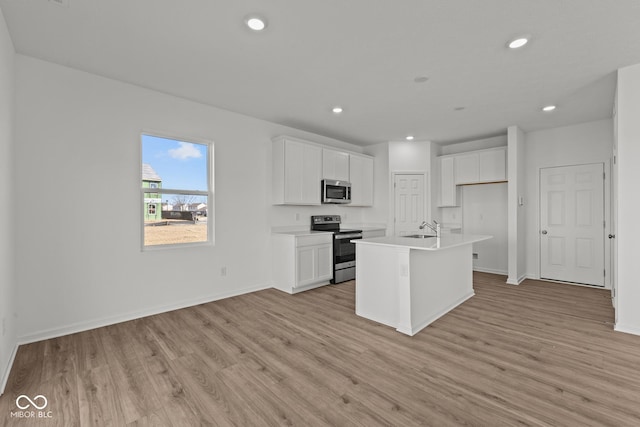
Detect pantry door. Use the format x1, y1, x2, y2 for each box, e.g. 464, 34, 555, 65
540, 163, 605, 286
393, 173, 427, 236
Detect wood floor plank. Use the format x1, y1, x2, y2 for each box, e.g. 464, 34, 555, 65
2, 273, 640, 426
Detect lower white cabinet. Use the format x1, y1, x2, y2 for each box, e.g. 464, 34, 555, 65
272, 233, 333, 294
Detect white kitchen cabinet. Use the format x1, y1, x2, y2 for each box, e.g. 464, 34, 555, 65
478, 147, 507, 182
349, 154, 374, 206
272, 233, 333, 294
272, 137, 322, 205
322, 148, 350, 181
454, 152, 480, 185
438, 156, 459, 207
453, 147, 507, 185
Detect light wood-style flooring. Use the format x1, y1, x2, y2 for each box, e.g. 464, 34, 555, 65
2, 272, 640, 426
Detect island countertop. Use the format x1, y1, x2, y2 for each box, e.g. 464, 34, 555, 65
353, 234, 492, 251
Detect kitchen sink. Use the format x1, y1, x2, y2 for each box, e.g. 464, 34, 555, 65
404, 234, 437, 239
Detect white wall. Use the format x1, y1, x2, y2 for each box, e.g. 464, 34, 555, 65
523, 119, 613, 281
507, 125, 527, 284
0, 7, 16, 394
439, 134, 507, 156
462, 183, 508, 274
12, 55, 368, 342
615, 64, 640, 335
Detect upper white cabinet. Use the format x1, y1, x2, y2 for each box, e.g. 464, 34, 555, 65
438, 147, 506, 207
454, 153, 480, 185
272, 135, 375, 206
478, 148, 507, 182
349, 154, 374, 206
322, 148, 350, 181
272, 137, 322, 205
453, 147, 507, 185
438, 156, 459, 207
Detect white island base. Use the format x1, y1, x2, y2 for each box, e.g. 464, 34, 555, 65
354, 235, 491, 336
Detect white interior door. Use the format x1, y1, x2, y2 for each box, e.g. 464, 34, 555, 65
540, 163, 605, 286
394, 174, 425, 236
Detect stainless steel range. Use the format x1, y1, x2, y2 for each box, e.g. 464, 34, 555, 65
310, 215, 362, 284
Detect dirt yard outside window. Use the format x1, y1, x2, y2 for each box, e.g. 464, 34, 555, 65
144, 218, 208, 246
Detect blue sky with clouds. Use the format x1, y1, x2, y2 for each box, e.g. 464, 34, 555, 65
142, 134, 209, 192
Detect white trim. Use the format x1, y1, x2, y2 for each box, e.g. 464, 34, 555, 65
473, 266, 508, 276
17, 282, 271, 345
614, 323, 640, 337
0, 342, 19, 396
505, 274, 527, 285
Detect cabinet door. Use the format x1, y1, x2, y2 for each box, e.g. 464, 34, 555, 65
349, 154, 374, 206
454, 153, 479, 184
296, 246, 316, 287
296, 244, 333, 287
284, 140, 321, 205
322, 149, 350, 181
438, 157, 458, 207
316, 244, 333, 282
479, 148, 507, 182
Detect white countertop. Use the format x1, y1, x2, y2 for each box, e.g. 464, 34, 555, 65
354, 234, 492, 251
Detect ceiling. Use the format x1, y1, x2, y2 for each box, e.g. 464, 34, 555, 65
1, 0, 640, 146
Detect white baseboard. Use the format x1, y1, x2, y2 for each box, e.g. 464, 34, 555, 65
614, 323, 640, 337
473, 267, 508, 276
0, 342, 19, 396
18, 282, 272, 345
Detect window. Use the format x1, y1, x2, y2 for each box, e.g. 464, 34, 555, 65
141, 133, 213, 248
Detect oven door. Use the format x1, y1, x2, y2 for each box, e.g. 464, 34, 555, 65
333, 233, 361, 266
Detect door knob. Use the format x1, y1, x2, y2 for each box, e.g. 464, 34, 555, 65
609, 234, 616, 239
541, 230, 548, 235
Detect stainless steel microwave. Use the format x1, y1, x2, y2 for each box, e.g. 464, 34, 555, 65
322, 179, 352, 204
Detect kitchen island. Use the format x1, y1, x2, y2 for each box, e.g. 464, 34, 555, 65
354, 234, 491, 336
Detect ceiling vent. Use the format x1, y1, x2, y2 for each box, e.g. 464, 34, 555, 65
49, 0, 69, 7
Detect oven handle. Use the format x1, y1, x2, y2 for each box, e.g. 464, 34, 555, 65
334, 233, 362, 240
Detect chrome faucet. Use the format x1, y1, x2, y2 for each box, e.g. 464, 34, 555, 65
419, 220, 441, 238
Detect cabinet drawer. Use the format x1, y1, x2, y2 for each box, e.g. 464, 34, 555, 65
296, 234, 332, 247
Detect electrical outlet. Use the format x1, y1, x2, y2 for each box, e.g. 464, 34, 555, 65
295, 213, 300, 221
221, 267, 227, 277
473, 253, 479, 260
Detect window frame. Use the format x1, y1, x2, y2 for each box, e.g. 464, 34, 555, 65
140, 131, 214, 250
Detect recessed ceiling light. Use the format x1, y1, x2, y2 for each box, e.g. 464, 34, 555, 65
332, 106, 343, 114
508, 37, 529, 49
414, 76, 429, 83
542, 105, 556, 112
245, 15, 267, 31
406, 135, 414, 141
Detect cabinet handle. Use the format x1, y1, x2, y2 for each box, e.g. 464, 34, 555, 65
608, 234, 616, 239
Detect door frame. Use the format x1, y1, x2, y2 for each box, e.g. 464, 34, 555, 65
537, 162, 611, 288
390, 171, 430, 237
